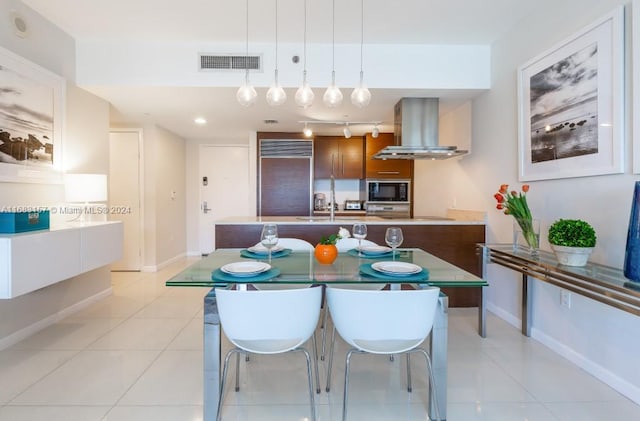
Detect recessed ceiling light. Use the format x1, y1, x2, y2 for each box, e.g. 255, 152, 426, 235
194, 117, 207, 125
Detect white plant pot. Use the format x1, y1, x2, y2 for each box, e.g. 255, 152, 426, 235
551, 245, 594, 267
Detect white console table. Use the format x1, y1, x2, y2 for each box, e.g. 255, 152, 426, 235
0, 221, 123, 299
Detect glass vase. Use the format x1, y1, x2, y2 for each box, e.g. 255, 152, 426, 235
513, 218, 540, 258
624, 181, 640, 282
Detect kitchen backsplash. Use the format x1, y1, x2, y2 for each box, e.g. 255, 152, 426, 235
313, 179, 362, 210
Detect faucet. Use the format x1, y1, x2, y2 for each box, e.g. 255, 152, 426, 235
330, 174, 335, 222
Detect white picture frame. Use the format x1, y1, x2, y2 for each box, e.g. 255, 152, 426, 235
0, 45, 65, 184
517, 6, 624, 182
633, 0, 640, 174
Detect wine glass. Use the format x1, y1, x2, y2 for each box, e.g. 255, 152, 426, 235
385, 227, 403, 259
260, 223, 279, 263
352, 223, 368, 256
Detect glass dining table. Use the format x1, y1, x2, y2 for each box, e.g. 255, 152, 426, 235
166, 247, 487, 421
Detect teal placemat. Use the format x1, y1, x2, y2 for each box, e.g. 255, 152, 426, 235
212, 268, 281, 283
359, 263, 429, 281
240, 249, 292, 259
347, 249, 400, 259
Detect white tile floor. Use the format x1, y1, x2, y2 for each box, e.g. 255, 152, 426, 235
1, 257, 639, 420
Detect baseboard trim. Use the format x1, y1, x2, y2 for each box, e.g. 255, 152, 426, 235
141, 252, 187, 273
488, 302, 640, 406
531, 327, 640, 406
0, 288, 112, 351
486, 302, 521, 330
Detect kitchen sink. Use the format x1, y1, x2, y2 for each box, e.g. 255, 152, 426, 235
295, 216, 373, 222
411, 216, 455, 221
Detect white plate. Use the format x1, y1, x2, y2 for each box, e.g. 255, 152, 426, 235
247, 244, 284, 254
359, 245, 392, 255
221, 261, 271, 277
371, 261, 422, 275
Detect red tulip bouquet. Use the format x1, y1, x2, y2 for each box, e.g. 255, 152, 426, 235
493, 184, 539, 251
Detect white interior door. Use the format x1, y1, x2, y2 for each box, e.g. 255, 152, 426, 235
199, 145, 251, 254
109, 130, 142, 270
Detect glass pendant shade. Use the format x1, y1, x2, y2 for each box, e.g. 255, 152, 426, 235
266, 84, 286, 106
237, 75, 257, 107
351, 71, 371, 108
295, 71, 314, 108
323, 71, 343, 107
266, 70, 286, 106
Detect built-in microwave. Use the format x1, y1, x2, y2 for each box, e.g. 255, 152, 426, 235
365, 180, 410, 204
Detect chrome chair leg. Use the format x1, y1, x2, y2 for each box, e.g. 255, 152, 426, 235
406, 353, 412, 392
311, 333, 320, 394
325, 326, 336, 392
301, 348, 317, 421
235, 352, 241, 392
415, 348, 441, 421
217, 348, 240, 421
320, 304, 329, 360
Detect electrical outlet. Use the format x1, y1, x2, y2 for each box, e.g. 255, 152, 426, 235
560, 290, 571, 308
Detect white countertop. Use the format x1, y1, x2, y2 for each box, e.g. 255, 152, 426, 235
215, 215, 485, 226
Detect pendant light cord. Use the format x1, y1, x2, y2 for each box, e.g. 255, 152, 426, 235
359, 0, 364, 73
245, 0, 250, 81
275, 0, 278, 73
303, 0, 307, 73
331, 0, 335, 72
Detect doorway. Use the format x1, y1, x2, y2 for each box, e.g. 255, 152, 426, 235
109, 130, 143, 270
198, 144, 251, 254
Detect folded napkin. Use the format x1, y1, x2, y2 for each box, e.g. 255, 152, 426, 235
359, 263, 429, 281
212, 267, 281, 283
240, 248, 292, 259
347, 249, 399, 259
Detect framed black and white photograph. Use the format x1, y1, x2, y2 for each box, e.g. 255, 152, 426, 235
0, 45, 65, 183
517, 6, 624, 182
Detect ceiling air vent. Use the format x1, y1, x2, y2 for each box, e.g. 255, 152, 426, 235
199, 53, 262, 71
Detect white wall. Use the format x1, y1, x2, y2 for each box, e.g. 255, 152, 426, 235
132, 123, 187, 269
0, 0, 112, 347
76, 41, 490, 91
153, 126, 187, 266
413, 0, 640, 403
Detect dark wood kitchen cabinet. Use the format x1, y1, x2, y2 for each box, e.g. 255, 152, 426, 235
365, 133, 413, 179
314, 136, 364, 179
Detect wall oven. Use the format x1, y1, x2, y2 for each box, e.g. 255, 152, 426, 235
365, 180, 410, 204
365, 180, 411, 218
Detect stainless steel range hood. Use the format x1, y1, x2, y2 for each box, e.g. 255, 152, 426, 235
373, 97, 468, 160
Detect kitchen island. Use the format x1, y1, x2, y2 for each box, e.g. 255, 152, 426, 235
214, 210, 485, 307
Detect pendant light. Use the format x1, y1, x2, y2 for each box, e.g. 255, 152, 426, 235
266, 0, 286, 106
323, 0, 342, 107
295, 0, 314, 108
351, 0, 371, 108
237, 0, 257, 106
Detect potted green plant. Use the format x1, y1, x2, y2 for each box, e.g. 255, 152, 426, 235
548, 219, 597, 266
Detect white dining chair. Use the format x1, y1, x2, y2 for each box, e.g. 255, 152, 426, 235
276, 237, 314, 251
251, 238, 313, 291
335, 237, 376, 252
214, 286, 322, 421
326, 287, 442, 421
